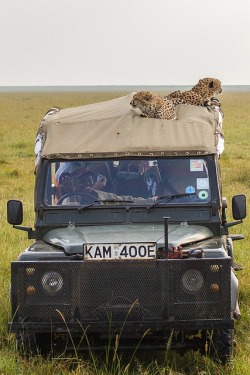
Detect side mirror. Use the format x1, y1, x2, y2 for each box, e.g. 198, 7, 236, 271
232, 195, 246, 220
7, 200, 23, 225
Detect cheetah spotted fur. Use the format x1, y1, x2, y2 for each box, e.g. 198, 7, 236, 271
165, 78, 222, 107
130, 91, 176, 120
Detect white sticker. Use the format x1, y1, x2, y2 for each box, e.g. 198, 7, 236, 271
197, 178, 209, 189
190, 160, 204, 172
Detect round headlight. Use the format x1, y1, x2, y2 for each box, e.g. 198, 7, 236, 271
42, 271, 63, 294
181, 269, 204, 293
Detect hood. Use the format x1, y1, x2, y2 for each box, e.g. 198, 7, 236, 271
43, 223, 213, 255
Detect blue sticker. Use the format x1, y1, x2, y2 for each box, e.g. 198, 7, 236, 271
186, 186, 195, 194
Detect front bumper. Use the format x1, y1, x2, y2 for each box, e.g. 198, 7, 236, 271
10, 258, 233, 334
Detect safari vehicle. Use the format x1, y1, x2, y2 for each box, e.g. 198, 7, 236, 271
7, 93, 246, 363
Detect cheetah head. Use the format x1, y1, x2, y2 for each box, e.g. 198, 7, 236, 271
130, 91, 154, 107
193, 78, 222, 96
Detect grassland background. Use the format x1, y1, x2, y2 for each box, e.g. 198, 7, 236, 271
0, 90, 249, 374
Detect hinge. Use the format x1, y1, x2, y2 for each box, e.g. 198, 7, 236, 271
211, 201, 217, 216
37, 205, 44, 219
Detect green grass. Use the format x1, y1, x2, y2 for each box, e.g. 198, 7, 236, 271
0, 90, 250, 374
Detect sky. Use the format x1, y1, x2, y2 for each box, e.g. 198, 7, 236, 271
1, 0, 250, 86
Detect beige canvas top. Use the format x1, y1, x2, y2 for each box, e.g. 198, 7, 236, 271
37, 92, 223, 160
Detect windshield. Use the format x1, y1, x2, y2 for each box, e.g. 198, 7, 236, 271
44, 158, 211, 207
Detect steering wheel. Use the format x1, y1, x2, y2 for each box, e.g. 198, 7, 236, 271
57, 192, 97, 205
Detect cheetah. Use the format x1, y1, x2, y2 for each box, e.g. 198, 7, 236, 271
130, 91, 176, 120
165, 78, 222, 107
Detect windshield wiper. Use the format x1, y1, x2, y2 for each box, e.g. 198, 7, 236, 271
148, 192, 197, 210
78, 199, 134, 212
78, 200, 101, 212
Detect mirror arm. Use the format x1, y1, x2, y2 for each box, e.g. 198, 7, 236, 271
13, 225, 36, 239
224, 220, 243, 228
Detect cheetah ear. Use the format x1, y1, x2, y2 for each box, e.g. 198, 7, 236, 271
209, 80, 214, 88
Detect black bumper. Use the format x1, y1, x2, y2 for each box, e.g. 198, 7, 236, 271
10, 258, 233, 334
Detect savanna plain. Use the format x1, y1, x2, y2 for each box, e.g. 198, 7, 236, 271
0, 90, 249, 374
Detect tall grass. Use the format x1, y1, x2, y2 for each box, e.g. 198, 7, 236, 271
0, 90, 250, 374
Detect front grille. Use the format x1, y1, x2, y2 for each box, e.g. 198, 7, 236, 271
11, 258, 231, 325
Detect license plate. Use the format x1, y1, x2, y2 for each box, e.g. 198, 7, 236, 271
84, 243, 156, 260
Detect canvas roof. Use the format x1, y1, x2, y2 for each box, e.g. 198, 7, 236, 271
37, 92, 223, 160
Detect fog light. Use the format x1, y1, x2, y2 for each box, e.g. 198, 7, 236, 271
182, 269, 204, 293
42, 271, 63, 294
26, 286, 36, 295
210, 283, 220, 293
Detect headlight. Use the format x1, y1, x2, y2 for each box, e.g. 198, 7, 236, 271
41, 271, 63, 294
181, 269, 204, 293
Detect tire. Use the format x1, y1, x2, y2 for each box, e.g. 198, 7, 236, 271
207, 329, 234, 364
16, 332, 52, 357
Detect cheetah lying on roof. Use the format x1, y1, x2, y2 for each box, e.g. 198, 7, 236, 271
130, 91, 176, 120
165, 78, 222, 107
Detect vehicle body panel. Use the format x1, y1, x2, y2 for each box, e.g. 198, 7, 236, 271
8, 94, 245, 361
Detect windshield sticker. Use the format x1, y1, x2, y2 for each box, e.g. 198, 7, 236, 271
197, 178, 209, 190
186, 186, 195, 194
198, 190, 209, 200
190, 159, 204, 172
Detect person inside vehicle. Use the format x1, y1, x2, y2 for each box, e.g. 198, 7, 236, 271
54, 161, 107, 204
112, 159, 157, 198
57, 167, 157, 205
